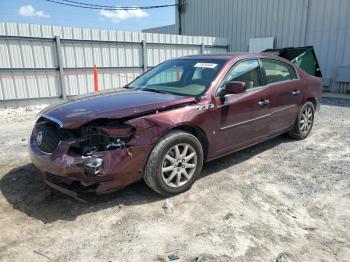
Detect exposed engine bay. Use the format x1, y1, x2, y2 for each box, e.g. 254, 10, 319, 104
34, 117, 135, 157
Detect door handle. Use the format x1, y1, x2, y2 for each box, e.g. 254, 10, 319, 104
292, 90, 301, 95
258, 99, 270, 106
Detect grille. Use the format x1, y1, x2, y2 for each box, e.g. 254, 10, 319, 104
44, 172, 111, 185
33, 117, 74, 153
33, 123, 61, 153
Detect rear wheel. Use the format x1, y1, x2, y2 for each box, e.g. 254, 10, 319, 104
144, 131, 203, 196
288, 101, 315, 140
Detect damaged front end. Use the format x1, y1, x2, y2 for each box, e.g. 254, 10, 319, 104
67, 119, 135, 157
29, 115, 158, 195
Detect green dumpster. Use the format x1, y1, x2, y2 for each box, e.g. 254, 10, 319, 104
263, 46, 322, 77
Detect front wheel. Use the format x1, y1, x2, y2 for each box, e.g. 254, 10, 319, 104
144, 131, 204, 196
288, 101, 315, 140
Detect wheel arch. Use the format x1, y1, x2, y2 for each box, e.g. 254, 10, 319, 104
171, 125, 209, 161
306, 97, 317, 109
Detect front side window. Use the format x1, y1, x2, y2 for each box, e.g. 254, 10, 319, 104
128, 59, 226, 96
261, 59, 297, 84
225, 59, 263, 89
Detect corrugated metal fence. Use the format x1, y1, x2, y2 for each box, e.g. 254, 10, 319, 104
0, 23, 229, 101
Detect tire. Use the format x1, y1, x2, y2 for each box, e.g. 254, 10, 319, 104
288, 101, 315, 140
144, 130, 204, 196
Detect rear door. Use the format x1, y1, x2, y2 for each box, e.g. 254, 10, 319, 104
260, 59, 302, 135
213, 59, 272, 155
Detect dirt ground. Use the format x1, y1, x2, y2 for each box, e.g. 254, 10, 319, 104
0, 98, 349, 262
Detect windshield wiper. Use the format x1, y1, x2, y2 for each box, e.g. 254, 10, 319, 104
140, 87, 169, 94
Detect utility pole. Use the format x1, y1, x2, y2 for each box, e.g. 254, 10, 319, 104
178, 0, 186, 35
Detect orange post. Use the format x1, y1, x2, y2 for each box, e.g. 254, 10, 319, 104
93, 64, 99, 93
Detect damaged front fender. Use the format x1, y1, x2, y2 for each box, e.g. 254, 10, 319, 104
126, 117, 174, 146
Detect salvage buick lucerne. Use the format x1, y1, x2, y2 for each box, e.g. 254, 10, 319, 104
29, 53, 322, 197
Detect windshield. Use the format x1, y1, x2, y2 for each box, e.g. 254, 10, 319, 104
127, 59, 226, 96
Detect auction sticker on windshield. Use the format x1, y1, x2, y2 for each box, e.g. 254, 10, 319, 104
194, 63, 218, 69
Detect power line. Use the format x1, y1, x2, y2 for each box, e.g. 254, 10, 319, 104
58, 0, 176, 9
44, 0, 177, 10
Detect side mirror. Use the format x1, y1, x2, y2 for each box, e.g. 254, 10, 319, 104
219, 81, 246, 97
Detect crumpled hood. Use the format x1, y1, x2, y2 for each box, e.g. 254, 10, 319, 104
41, 89, 195, 129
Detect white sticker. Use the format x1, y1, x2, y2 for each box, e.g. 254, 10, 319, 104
194, 63, 218, 69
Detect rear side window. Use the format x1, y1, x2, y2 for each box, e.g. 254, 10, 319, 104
225, 59, 264, 89
261, 59, 297, 84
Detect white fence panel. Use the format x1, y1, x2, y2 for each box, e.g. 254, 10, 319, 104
0, 23, 229, 101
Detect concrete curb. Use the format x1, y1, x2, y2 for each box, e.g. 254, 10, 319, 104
322, 93, 350, 100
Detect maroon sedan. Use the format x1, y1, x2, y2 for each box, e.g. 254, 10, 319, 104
29, 53, 322, 197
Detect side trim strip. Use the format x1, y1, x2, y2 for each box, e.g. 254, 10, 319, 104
271, 105, 295, 114
220, 114, 271, 131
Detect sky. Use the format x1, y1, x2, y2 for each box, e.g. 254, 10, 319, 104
0, 0, 176, 31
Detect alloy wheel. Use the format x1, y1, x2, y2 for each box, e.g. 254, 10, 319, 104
299, 105, 313, 134
161, 143, 198, 188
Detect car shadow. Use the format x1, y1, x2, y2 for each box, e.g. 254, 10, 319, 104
0, 135, 292, 224
0, 164, 164, 223
201, 135, 290, 178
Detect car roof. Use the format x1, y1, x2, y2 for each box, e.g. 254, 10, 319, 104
180, 52, 282, 61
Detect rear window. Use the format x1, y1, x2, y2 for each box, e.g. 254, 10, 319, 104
261, 59, 297, 84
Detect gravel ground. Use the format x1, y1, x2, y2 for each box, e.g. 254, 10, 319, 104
0, 98, 349, 261
0, 104, 48, 123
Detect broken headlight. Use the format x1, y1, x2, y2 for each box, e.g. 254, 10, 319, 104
83, 157, 104, 176
68, 120, 135, 156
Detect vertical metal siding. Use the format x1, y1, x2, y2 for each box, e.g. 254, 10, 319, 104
181, 0, 307, 51
0, 38, 57, 68
306, 0, 350, 89
0, 71, 60, 100
0, 23, 228, 101
180, 0, 350, 91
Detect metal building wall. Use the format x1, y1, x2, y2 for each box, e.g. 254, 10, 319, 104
306, 0, 350, 92
0, 23, 229, 101
178, 0, 308, 50
142, 24, 177, 34
178, 0, 350, 92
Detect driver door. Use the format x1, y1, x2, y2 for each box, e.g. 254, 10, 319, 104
213, 59, 272, 155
